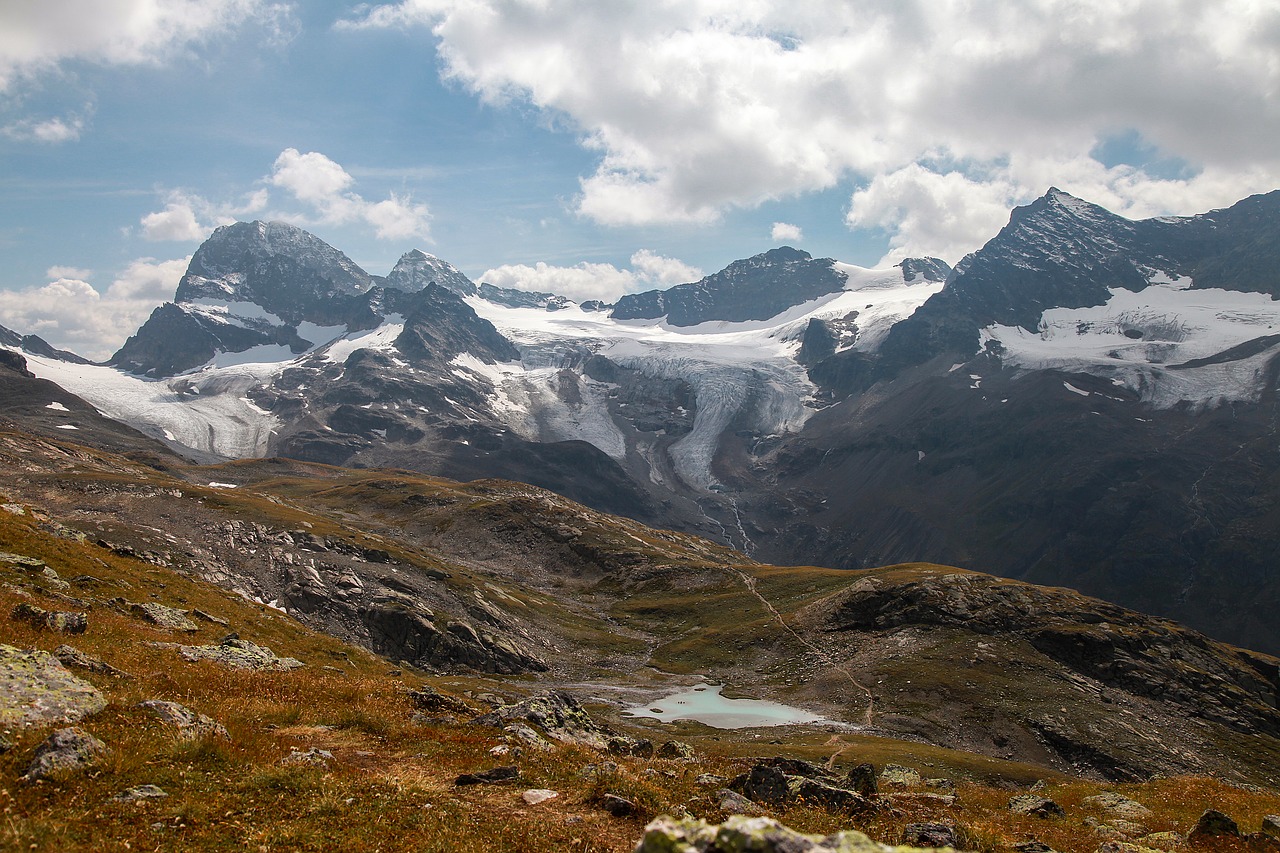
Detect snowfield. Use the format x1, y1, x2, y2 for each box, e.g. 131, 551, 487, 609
983, 273, 1280, 408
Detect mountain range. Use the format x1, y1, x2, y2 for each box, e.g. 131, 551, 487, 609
6, 187, 1280, 657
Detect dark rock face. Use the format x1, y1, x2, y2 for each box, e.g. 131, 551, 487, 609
477, 282, 573, 310
359, 602, 546, 675
174, 220, 373, 319
730, 758, 874, 815
611, 247, 852, 326
393, 284, 521, 365
0, 349, 33, 377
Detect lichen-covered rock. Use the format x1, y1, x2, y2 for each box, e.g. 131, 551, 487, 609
1010, 794, 1065, 818
20, 726, 108, 781
0, 644, 106, 728
54, 645, 128, 677
1189, 810, 1240, 840
11, 603, 87, 633
609, 735, 655, 757
0, 552, 47, 571
281, 747, 334, 767
472, 690, 611, 749
635, 814, 919, 853
657, 740, 696, 761
138, 700, 230, 740
730, 759, 873, 816
846, 763, 877, 798
176, 637, 304, 671
880, 764, 923, 787
130, 602, 198, 632
1084, 793, 1154, 821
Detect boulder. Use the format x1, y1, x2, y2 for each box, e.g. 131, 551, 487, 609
599, 793, 637, 817
11, 603, 87, 633
21, 726, 108, 781
54, 645, 128, 677
1084, 793, 1154, 821
0, 644, 106, 728
473, 691, 611, 749
731, 759, 874, 815
846, 763, 877, 797
1010, 794, 1066, 818
138, 700, 230, 740
1190, 810, 1240, 840
715, 789, 759, 815
657, 740, 696, 761
609, 735, 655, 758
880, 764, 923, 787
130, 602, 198, 632
176, 637, 304, 671
408, 685, 472, 716
901, 822, 966, 848
522, 789, 558, 805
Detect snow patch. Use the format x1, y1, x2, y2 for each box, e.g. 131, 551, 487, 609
45, 402, 69, 411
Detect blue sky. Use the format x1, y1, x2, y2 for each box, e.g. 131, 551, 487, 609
2, 0, 1278, 359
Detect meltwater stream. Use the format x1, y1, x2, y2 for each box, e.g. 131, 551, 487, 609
621, 683, 824, 729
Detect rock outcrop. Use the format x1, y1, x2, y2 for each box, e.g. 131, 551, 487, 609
0, 644, 107, 728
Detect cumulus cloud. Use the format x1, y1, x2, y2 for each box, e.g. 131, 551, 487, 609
0, 0, 296, 92
343, 0, 1280, 260
0, 257, 189, 360
2, 113, 87, 143
139, 150, 429, 242
770, 222, 803, 243
480, 250, 703, 303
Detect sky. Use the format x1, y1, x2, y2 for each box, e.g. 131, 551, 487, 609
1, 1, 1279, 360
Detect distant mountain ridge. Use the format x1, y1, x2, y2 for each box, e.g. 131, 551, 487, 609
10, 188, 1280, 656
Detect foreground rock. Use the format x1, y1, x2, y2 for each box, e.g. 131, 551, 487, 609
21, 727, 108, 781
130, 602, 199, 632
54, 644, 129, 677
1189, 809, 1239, 840
0, 644, 107, 728
172, 637, 304, 671
730, 758, 874, 816
138, 699, 230, 740
635, 814, 922, 853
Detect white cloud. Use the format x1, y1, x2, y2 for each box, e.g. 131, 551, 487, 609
2, 114, 87, 143
139, 150, 429, 243
770, 222, 803, 243
480, 250, 703, 302
46, 265, 92, 281
344, 0, 1280, 259
0, 257, 189, 360
0, 0, 296, 92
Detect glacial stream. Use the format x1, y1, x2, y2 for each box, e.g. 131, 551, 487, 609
622, 683, 825, 729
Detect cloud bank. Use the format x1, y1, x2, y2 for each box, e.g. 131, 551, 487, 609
480, 250, 702, 303
140, 149, 431, 243
343, 0, 1280, 262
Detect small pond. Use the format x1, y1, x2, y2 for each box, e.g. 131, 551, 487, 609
621, 683, 824, 729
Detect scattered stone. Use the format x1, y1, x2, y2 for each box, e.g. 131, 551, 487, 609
716, 789, 759, 815
846, 763, 877, 798
879, 764, 923, 787
408, 685, 472, 716
696, 773, 730, 786
473, 691, 610, 749
191, 609, 229, 627
11, 602, 87, 633
54, 644, 128, 677
1190, 810, 1240, 840
489, 744, 511, 757
608, 735, 654, 757
130, 602, 198, 632
281, 747, 334, 767
0, 552, 46, 571
522, 789, 558, 805
925, 777, 956, 790
1140, 832, 1185, 850
1111, 819, 1150, 837
1010, 794, 1066, 818
455, 765, 519, 785
138, 700, 230, 740
1263, 816, 1280, 839
657, 740, 696, 761
111, 784, 169, 803
901, 822, 966, 849
0, 644, 106, 728
176, 637, 304, 671
599, 793, 637, 817
21, 726, 108, 781
636, 815, 915, 853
